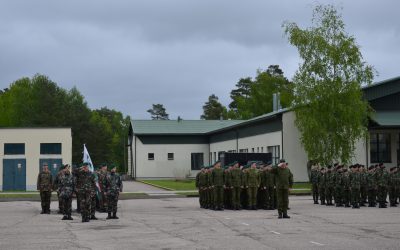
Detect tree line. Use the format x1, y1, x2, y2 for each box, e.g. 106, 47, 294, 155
0, 74, 131, 172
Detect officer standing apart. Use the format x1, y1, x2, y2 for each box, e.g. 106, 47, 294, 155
37, 163, 53, 214
105, 165, 123, 219
59, 164, 75, 220
272, 159, 293, 219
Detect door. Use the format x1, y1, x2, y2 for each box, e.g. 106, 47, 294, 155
3, 159, 26, 191
39, 159, 63, 179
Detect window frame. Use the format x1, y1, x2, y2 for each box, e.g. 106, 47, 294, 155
167, 153, 174, 160
40, 143, 62, 155
4, 143, 25, 155
148, 153, 155, 160
370, 132, 391, 163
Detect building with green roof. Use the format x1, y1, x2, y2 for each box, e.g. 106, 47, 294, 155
128, 77, 400, 181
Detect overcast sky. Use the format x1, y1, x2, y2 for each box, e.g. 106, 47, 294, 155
0, 0, 399, 119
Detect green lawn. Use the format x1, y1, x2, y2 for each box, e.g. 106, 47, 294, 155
142, 179, 311, 191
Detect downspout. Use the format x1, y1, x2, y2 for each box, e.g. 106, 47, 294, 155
134, 136, 137, 180
366, 135, 369, 167
281, 116, 284, 159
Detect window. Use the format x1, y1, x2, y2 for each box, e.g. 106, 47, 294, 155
148, 153, 154, 160
4, 143, 25, 155
213, 152, 216, 162
261, 147, 264, 153
40, 143, 62, 154
168, 153, 174, 160
209, 152, 212, 164
370, 133, 391, 163
257, 147, 259, 153
191, 153, 204, 170
268, 145, 280, 165
239, 148, 248, 153
251, 148, 255, 153
218, 151, 224, 160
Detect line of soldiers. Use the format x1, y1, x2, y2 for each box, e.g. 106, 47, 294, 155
37, 162, 123, 222
196, 159, 293, 219
310, 163, 400, 209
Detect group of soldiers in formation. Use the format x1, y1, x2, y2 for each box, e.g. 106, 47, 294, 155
196, 159, 294, 219
310, 163, 400, 208
36, 162, 123, 222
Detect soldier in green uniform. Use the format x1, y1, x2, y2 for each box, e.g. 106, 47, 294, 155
342, 167, 351, 207
349, 165, 361, 208
241, 165, 249, 209
229, 162, 243, 210
325, 166, 334, 206
59, 164, 74, 220
207, 166, 214, 210
265, 163, 275, 209
195, 166, 209, 208
272, 159, 293, 219
377, 163, 388, 208
73, 165, 82, 213
318, 167, 326, 205
258, 164, 268, 209
211, 161, 224, 210
246, 162, 261, 210
105, 165, 123, 219
359, 165, 368, 206
367, 165, 377, 207
334, 166, 344, 207
310, 165, 320, 204
388, 167, 397, 207
89, 168, 98, 220
224, 166, 232, 209
37, 163, 53, 214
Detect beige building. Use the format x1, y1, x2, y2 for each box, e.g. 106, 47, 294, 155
0, 128, 72, 191
128, 77, 400, 181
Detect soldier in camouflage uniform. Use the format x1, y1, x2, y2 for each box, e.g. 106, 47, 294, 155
98, 163, 108, 212
73, 166, 82, 213
349, 165, 361, 208
388, 167, 398, 207
211, 161, 225, 210
325, 166, 334, 206
195, 166, 209, 208
79, 163, 97, 222
342, 167, 351, 207
395, 166, 400, 205
367, 165, 377, 207
246, 162, 260, 210
229, 162, 243, 210
105, 165, 123, 219
54, 166, 65, 214
59, 164, 75, 220
272, 159, 293, 219
318, 167, 326, 205
359, 165, 368, 206
37, 163, 53, 214
89, 169, 98, 220
334, 166, 344, 207
310, 165, 319, 204
376, 163, 388, 208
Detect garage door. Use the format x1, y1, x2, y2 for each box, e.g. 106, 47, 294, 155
3, 159, 26, 191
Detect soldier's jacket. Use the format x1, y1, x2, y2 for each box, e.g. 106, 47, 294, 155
310, 170, 319, 184
53, 170, 64, 191
367, 171, 377, 190
394, 171, 400, 187
242, 169, 248, 187
224, 170, 232, 187
230, 168, 242, 187
105, 172, 123, 196
74, 168, 84, 191
246, 168, 260, 188
265, 170, 275, 187
342, 172, 350, 190
37, 171, 53, 191
79, 170, 96, 194
195, 171, 208, 188
318, 172, 326, 188
259, 170, 267, 188
325, 171, 335, 188
360, 172, 368, 187
98, 170, 108, 191
211, 168, 224, 187
388, 171, 399, 187
377, 169, 389, 187
206, 171, 213, 188
349, 172, 361, 189
334, 172, 343, 188
271, 166, 293, 189
59, 172, 75, 198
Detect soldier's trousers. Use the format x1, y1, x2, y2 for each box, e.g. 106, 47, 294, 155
360, 187, 367, 203
79, 191, 91, 219
335, 187, 343, 205
389, 186, 396, 205
214, 186, 224, 208
241, 188, 248, 208
208, 188, 214, 208
62, 196, 72, 216
312, 184, 319, 202
108, 193, 119, 213
199, 188, 207, 207
224, 188, 232, 208
325, 187, 334, 203
258, 188, 267, 208
266, 186, 274, 208
76, 191, 81, 211
319, 187, 326, 203
367, 189, 376, 205
351, 188, 360, 206
90, 195, 96, 216
40, 191, 51, 212
277, 188, 289, 214
57, 192, 64, 213
343, 189, 350, 206
231, 187, 241, 208
377, 186, 387, 205
247, 187, 258, 207
99, 191, 108, 211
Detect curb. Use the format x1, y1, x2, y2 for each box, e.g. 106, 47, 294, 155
137, 180, 175, 191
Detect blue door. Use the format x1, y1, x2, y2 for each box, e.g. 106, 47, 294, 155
3, 159, 26, 191
39, 159, 63, 179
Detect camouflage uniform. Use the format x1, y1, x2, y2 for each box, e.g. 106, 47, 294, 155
388, 168, 398, 207
37, 170, 53, 214
246, 167, 260, 209
376, 166, 388, 208
349, 168, 361, 208
318, 169, 326, 205
359, 167, 368, 206
54, 169, 65, 214
195, 169, 209, 208
98, 168, 108, 212
367, 167, 377, 207
59, 170, 75, 219
265, 168, 275, 209
211, 166, 225, 210
105, 171, 123, 219
73, 167, 83, 212
310, 168, 319, 204
79, 169, 96, 222
224, 168, 232, 209
334, 169, 344, 206
325, 168, 334, 206
342, 169, 351, 207
90, 172, 98, 218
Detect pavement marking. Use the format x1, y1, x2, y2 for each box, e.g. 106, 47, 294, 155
270, 231, 281, 235
225, 217, 231, 220
241, 222, 250, 226
310, 241, 325, 246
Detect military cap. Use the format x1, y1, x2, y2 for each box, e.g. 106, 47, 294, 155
230, 161, 238, 166
279, 159, 286, 163
368, 166, 374, 170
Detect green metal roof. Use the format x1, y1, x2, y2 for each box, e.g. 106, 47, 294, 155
371, 111, 400, 127
363, 76, 400, 101
131, 120, 243, 135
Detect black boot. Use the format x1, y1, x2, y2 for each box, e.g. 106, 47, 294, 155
82, 217, 86, 222
107, 212, 112, 219
41, 210, 45, 214
67, 215, 73, 220
113, 212, 119, 219
62, 215, 68, 220
278, 212, 283, 219
283, 213, 290, 219
90, 215, 98, 220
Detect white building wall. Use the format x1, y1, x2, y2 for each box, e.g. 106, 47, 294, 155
135, 138, 209, 179
209, 139, 236, 163
238, 131, 282, 156
0, 128, 72, 191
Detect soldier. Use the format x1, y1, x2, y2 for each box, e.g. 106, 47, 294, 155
349, 165, 361, 208
334, 166, 344, 207
359, 165, 368, 206
342, 167, 351, 207
310, 165, 320, 204
37, 163, 53, 214
318, 167, 326, 205
211, 161, 224, 210
376, 163, 388, 208
264, 163, 275, 210
246, 162, 260, 210
325, 166, 334, 206
229, 162, 243, 210
224, 166, 232, 209
395, 166, 400, 205
258, 164, 268, 209
367, 165, 377, 207
388, 167, 397, 207
241, 165, 249, 209
79, 163, 97, 222
272, 159, 293, 219
98, 163, 108, 212
89, 168, 99, 220
59, 164, 75, 220
207, 166, 214, 210
73, 165, 82, 213
54, 166, 65, 214
195, 166, 209, 208
105, 165, 123, 219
